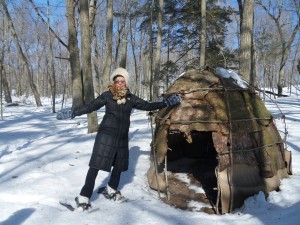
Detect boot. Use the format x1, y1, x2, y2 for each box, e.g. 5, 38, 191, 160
102, 185, 125, 202
75, 195, 91, 211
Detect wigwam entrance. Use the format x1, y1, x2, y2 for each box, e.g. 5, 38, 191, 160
165, 130, 218, 214
147, 69, 292, 214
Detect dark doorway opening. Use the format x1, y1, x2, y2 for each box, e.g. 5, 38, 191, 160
162, 130, 219, 214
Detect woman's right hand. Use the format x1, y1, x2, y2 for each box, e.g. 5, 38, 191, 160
56, 108, 75, 120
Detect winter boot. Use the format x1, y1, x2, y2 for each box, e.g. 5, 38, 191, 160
75, 195, 91, 211
102, 185, 126, 202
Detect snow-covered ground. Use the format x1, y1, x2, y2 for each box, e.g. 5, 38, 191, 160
0, 92, 300, 225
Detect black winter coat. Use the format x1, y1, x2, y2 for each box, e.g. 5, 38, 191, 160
74, 91, 166, 172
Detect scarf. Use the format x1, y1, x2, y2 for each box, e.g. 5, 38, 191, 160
108, 84, 128, 104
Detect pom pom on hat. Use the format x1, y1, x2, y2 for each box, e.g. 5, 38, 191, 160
111, 67, 129, 85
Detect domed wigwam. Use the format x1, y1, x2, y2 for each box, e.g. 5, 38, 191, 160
147, 69, 292, 214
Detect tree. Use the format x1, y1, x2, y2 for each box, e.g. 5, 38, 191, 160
0, 15, 12, 104
47, 0, 56, 113
257, 0, 300, 96
199, 0, 206, 68
153, 0, 163, 100
6, 0, 299, 111
162, 0, 233, 69
29, 0, 99, 133
128, 10, 142, 96
90, 0, 103, 96
114, 0, 128, 68
65, 0, 84, 109
28, 0, 83, 108
79, 0, 98, 133
102, 0, 114, 90
1, 0, 42, 106
237, 0, 254, 84
148, 0, 155, 101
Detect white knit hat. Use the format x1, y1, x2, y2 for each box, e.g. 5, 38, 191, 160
111, 67, 129, 85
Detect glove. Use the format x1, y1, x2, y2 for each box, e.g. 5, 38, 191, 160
56, 108, 75, 120
164, 94, 181, 107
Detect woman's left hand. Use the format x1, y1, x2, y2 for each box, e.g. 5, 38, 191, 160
164, 94, 181, 107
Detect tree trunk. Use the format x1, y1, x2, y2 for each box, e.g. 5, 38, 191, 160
65, 0, 84, 109
90, 0, 101, 96
119, 13, 129, 69
16, 58, 22, 96
1, 68, 12, 103
92, 28, 101, 96
166, 28, 171, 89
129, 18, 139, 95
138, 28, 143, 97
1, 0, 42, 106
153, 0, 163, 100
238, 0, 254, 83
115, 23, 125, 68
149, 0, 155, 101
257, 0, 300, 96
35, 30, 40, 91
47, 0, 56, 113
1, 48, 12, 104
102, 0, 114, 90
119, 38, 128, 68
89, 0, 96, 31
79, 0, 98, 133
0, 18, 12, 104
250, 26, 257, 86
199, 0, 206, 68
278, 41, 295, 96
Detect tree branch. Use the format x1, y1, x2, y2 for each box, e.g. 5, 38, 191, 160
28, 0, 68, 49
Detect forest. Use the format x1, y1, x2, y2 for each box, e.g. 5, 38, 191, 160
0, 0, 300, 126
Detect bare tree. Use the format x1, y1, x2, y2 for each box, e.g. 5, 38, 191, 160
89, 0, 97, 30
114, 5, 126, 68
115, 0, 131, 69
29, 0, 84, 108
90, 0, 102, 95
257, 0, 300, 96
199, 0, 206, 68
79, 0, 98, 133
64, 0, 84, 109
237, 0, 254, 84
47, 0, 56, 113
129, 16, 140, 96
119, 38, 128, 68
102, 0, 114, 90
148, 0, 155, 101
0, 15, 12, 104
1, 0, 42, 106
153, 0, 163, 100
0, 20, 13, 110
92, 28, 102, 95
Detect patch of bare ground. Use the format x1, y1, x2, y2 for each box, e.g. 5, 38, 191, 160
161, 158, 219, 214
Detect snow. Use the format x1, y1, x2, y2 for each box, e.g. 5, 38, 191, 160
215, 67, 248, 88
1, 91, 300, 225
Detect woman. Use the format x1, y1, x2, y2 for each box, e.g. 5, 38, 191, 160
57, 67, 181, 211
